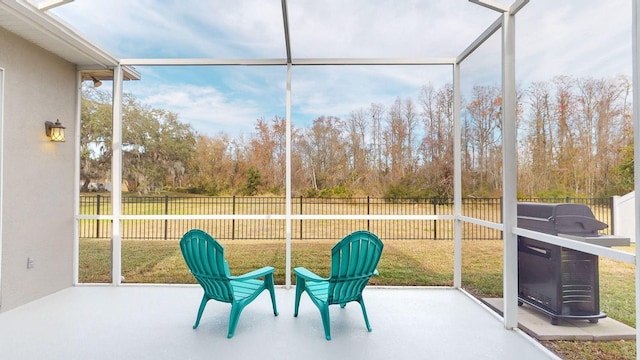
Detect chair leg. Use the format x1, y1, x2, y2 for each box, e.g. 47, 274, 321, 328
227, 303, 245, 339
319, 304, 331, 340
193, 296, 209, 329
265, 274, 279, 316
294, 279, 305, 317
358, 297, 372, 332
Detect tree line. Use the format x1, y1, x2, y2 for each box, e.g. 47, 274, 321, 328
80, 75, 633, 199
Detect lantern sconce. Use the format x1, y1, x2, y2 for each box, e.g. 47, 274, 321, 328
45, 120, 65, 142
90, 76, 102, 88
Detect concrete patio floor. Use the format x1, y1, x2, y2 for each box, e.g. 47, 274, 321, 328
0, 286, 558, 360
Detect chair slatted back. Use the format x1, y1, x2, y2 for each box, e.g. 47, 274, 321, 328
180, 229, 234, 303
328, 231, 383, 304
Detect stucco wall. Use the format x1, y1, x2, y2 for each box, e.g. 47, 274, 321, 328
0, 26, 76, 311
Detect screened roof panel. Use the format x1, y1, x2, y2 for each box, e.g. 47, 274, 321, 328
50, 0, 287, 59
48, 0, 502, 61
2, 0, 626, 81
287, 0, 500, 59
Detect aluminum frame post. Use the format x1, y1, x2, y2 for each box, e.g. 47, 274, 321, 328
111, 65, 123, 286
453, 63, 462, 288
72, 70, 81, 284
501, 10, 518, 330
285, 63, 292, 288
633, 1, 640, 358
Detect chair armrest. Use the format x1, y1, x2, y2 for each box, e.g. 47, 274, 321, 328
230, 266, 275, 280
293, 267, 327, 282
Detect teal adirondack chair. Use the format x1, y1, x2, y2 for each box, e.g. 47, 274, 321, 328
293, 230, 384, 340
180, 229, 279, 338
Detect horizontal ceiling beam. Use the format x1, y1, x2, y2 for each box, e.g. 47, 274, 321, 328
37, 0, 74, 11
292, 58, 456, 66
510, 0, 530, 15
120, 57, 456, 67
120, 58, 288, 66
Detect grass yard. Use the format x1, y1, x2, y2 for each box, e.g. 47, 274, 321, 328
79, 238, 458, 286
79, 238, 636, 360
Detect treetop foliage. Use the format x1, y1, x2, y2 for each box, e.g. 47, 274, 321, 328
80, 75, 633, 199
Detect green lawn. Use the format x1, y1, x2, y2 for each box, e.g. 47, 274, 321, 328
79, 238, 636, 360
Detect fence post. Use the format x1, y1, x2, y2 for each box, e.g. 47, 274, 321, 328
367, 196, 370, 231
232, 196, 236, 241
299, 196, 303, 240
164, 195, 169, 240
96, 194, 101, 238
609, 196, 615, 236
500, 196, 504, 225
432, 197, 437, 240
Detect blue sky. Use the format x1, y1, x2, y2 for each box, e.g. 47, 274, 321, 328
49, 0, 632, 137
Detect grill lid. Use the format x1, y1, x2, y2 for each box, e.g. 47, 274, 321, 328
553, 215, 607, 236
517, 203, 607, 236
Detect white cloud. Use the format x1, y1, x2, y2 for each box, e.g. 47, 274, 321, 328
286, 0, 498, 58
130, 83, 266, 137
53, 0, 286, 58
516, 0, 631, 83
290, 65, 454, 123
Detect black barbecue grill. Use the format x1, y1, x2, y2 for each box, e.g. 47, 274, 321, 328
516, 202, 628, 325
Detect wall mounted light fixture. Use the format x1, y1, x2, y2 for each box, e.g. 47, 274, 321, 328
90, 76, 102, 88
45, 120, 65, 142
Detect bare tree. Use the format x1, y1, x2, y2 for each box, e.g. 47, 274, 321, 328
420, 84, 454, 196
465, 85, 502, 194
187, 133, 234, 195
247, 116, 286, 192
520, 81, 554, 194
403, 98, 420, 174
346, 108, 369, 188
575, 77, 630, 195
384, 98, 409, 182
297, 116, 348, 191
369, 103, 385, 172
